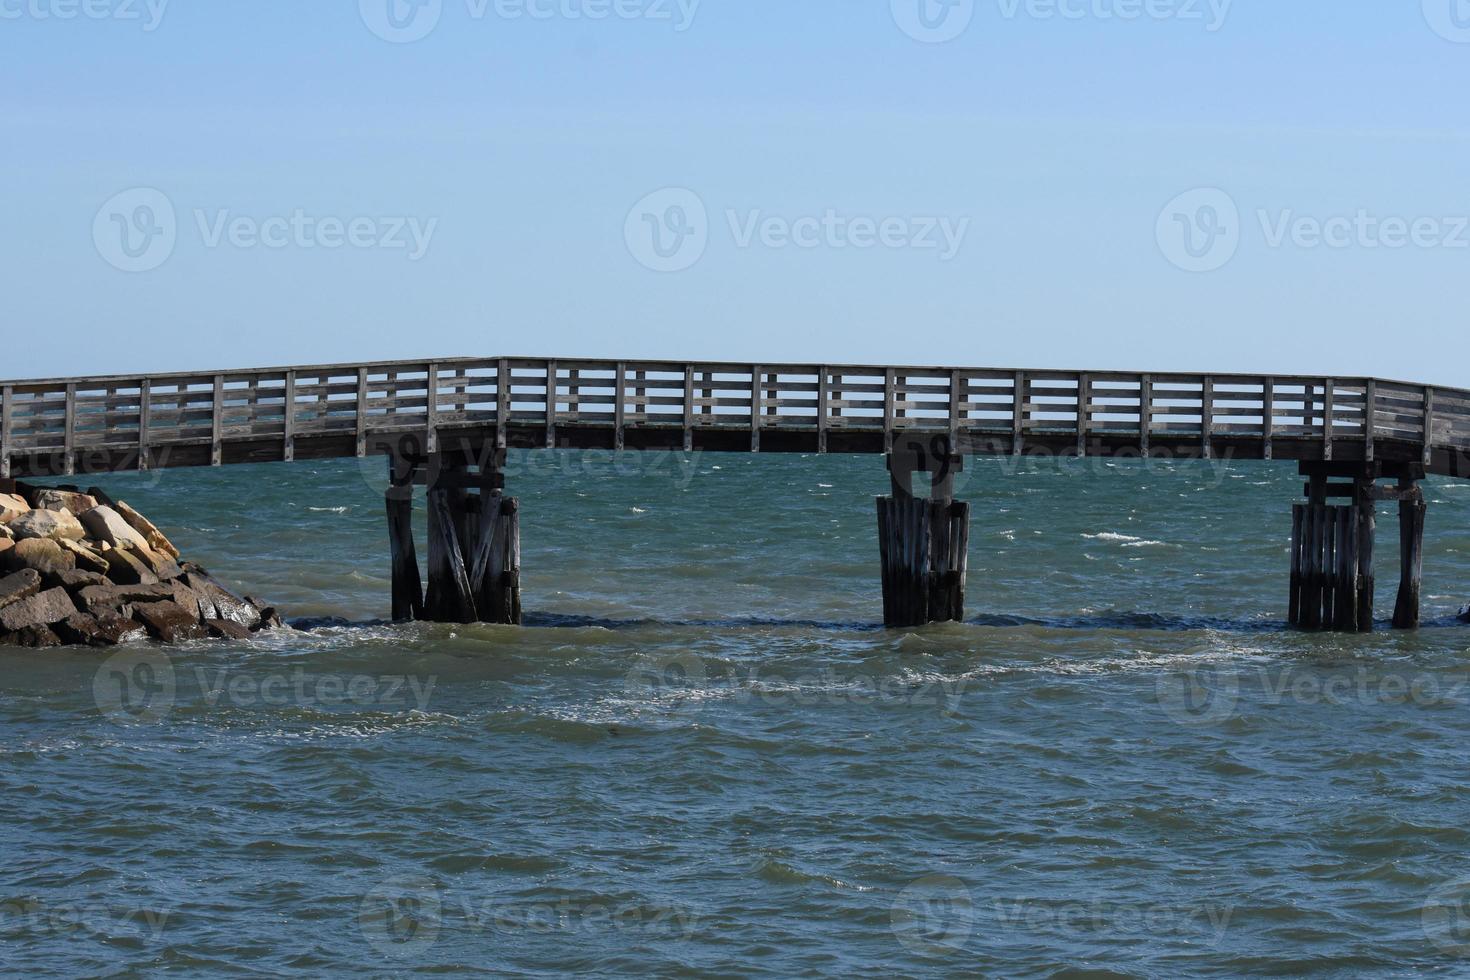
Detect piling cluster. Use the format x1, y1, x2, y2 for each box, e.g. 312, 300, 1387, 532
0, 480, 280, 649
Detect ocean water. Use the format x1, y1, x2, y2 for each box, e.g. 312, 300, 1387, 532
4, 451, 1470, 977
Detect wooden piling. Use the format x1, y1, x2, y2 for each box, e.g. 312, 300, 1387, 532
386, 455, 423, 623
425, 484, 477, 624
1394, 490, 1426, 630
876, 495, 969, 629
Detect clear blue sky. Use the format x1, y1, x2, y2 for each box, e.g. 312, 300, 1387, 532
3, 0, 1467, 383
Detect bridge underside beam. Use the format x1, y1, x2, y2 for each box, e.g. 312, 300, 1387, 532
5, 424, 1458, 480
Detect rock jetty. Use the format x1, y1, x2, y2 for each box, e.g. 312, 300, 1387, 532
0, 480, 280, 649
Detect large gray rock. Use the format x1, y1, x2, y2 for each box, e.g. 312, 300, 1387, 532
79, 506, 150, 551
133, 601, 206, 642
33, 489, 98, 515
184, 567, 262, 629
0, 587, 79, 632
0, 569, 42, 611
75, 583, 173, 618
54, 612, 148, 647
8, 509, 85, 542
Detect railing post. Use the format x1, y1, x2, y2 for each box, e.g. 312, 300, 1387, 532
949, 368, 962, 454
213, 374, 226, 465
63, 382, 76, 477
1138, 374, 1151, 457
545, 359, 557, 450
425, 363, 439, 455
1012, 370, 1025, 455
749, 365, 761, 453
1201, 375, 1214, 460
682, 365, 694, 453
884, 368, 896, 454
1364, 378, 1376, 462
615, 361, 627, 452
138, 378, 151, 471
283, 370, 297, 463
1424, 387, 1436, 466
1263, 377, 1274, 460
1322, 378, 1335, 461
497, 357, 511, 450
1076, 373, 1089, 456
0, 384, 11, 479
355, 368, 368, 459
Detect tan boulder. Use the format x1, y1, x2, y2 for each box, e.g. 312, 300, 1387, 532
58, 539, 110, 576
34, 489, 98, 515
5, 539, 76, 577
0, 538, 13, 562
80, 505, 150, 551
116, 501, 180, 560
9, 508, 85, 542
0, 493, 28, 523
102, 549, 159, 586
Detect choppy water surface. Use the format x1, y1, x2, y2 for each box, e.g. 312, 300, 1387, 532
5, 452, 1470, 976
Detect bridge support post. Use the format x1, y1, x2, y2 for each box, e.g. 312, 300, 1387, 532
1291, 463, 1375, 632
1291, 462, 1427, 632
1393, 474, 1427, 630
387, 454, 423, 623
877, 435, 969, 628
385, 446, 522, 626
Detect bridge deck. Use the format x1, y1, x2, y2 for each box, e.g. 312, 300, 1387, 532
3, 358, 1468, 479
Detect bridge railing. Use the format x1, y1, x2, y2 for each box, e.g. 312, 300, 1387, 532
3, 359, 1468, 476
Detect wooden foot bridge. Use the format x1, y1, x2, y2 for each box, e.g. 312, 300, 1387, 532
3, 358, 1468, 630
